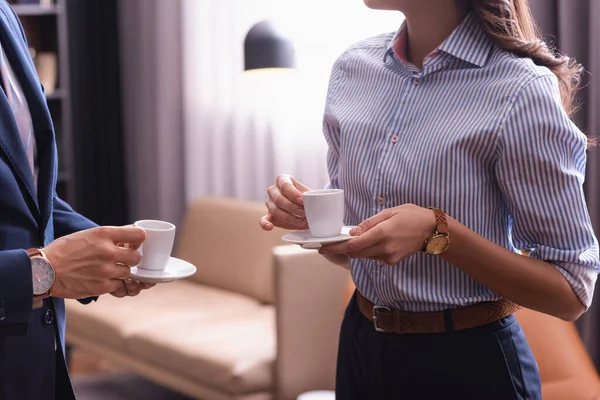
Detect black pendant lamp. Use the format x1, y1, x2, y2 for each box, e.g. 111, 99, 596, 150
244, 21, 295, 71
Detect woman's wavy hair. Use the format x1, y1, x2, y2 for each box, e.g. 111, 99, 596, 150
470, 0, 583, 117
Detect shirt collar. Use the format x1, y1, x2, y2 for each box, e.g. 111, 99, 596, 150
384, 12, 493, 68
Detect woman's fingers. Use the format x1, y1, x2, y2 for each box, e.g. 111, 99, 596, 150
276, 174, 306, 206
266, 199, 307, 228
261, 175, 311, 231
260, 214, 274, 231
268, 185, 304, 218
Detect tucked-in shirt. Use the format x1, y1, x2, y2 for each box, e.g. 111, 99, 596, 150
323, 12, 599, 311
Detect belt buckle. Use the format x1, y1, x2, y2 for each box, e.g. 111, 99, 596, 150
373, 305, 393, 332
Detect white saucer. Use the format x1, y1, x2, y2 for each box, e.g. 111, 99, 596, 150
282, 226, 356, 249
129, 257, 197, 284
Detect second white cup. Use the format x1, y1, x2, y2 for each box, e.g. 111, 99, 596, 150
303, 189, 344, 238
134, 220, 176, 271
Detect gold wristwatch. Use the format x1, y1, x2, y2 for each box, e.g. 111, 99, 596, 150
27, 249, 56, 308
422, 208, 450, 255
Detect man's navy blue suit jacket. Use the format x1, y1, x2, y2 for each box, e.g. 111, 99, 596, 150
0, 1, 97, 398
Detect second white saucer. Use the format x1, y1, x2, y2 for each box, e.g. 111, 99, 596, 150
129, 257, 197, 284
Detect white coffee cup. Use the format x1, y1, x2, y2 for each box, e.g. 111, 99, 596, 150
303, 189, 344, 238
134, 220, 176, 271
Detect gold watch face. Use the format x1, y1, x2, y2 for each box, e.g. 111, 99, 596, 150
426, 234, 450, 255
31, 257, 55, 295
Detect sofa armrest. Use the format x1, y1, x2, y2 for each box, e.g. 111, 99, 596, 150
273, 245, 350, 400
541, 379, 600, 400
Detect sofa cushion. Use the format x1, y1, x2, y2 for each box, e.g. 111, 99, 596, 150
176, 197, 285, 304
66, 280, 264, 349
127, 307, 275, 394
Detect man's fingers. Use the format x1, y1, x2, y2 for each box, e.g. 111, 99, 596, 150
139, 283, 156, 290
100, 226, 147, 246
124, 280, 142, 296
111, 286, 127, 298
108, 265, 132, 280
110, 280, 153, 298
106, 279, 124, 294
114, 246, 142, 266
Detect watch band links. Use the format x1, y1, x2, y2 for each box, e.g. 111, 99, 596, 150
422, 208, 450, 254
429, 207, 449, 234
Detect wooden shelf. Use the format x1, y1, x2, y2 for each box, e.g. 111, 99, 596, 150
11, 4, 61, 17
15, 0, 77, 206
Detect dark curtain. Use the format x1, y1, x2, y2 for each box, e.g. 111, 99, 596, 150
529, 0, 600, 367
66, 0, 128, 226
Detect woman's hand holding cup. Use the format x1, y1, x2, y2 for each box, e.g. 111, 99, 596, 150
260, 174, 310, 231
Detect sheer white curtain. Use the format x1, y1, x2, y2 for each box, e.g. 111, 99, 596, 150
181, 0, 403, 203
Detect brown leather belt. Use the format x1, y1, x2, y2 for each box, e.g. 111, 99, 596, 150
357, 291, 521, 334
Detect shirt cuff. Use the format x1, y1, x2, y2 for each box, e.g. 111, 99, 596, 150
551, 262, 598, 310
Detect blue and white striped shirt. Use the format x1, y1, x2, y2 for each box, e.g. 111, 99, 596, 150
323, 13, 599, 312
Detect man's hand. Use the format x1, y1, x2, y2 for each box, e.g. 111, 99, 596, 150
110, 278, 155, 298
42, 226, 146, 299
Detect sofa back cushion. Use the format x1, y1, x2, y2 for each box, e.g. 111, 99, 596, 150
175, 197, 285, 304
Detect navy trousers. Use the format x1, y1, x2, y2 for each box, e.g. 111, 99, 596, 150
336, 293, 542, 400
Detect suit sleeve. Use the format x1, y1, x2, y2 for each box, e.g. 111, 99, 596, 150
53, 195, 97, 238
0, 250, 33, 336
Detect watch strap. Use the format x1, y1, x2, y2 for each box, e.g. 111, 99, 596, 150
28, 248, 54, 298
428, 208, 449, 234
422, 208, 450, 254
26, 248, 43, 258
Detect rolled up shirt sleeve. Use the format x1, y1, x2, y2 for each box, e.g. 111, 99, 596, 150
495, 74, 599, 308
323, 55, 345, 190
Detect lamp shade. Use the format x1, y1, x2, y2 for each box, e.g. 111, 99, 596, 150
244, 21, 295, 71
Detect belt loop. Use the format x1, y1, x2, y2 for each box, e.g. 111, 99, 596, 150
443, 309, 455, 332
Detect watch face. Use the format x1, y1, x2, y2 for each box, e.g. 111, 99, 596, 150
426, 235, 450, 255
31, 257, 55, 295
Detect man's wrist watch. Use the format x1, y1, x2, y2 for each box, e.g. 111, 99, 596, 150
422, 208, 450, 255
27, 249, 56, 301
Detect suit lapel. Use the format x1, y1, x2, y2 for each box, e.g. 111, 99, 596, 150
0, 5, 57, 230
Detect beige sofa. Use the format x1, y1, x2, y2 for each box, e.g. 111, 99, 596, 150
66, 197, 350, 400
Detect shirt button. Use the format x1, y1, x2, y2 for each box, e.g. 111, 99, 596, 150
414, 78, 421, 86
377, 196, 385, 205
391, 134, 399, 144
377, 261, 384, 267
0, 302, 5, 321
44, 309, 54, 325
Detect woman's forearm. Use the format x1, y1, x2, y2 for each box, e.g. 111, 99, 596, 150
441, 216, 585, 321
